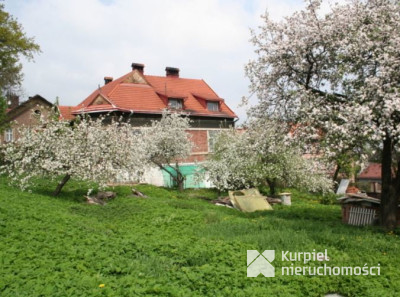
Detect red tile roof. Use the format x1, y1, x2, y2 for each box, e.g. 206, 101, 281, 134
358, 163, 381, 180
73, 69, 237, 118
58, 106, 75, 120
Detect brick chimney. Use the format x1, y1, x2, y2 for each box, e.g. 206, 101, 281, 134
6, 93, 19, 109
131, 63, 145, 74
165, 67, 180, 77
104, 76, 113, 85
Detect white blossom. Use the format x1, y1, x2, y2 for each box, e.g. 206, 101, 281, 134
200, 118, 333, 193
0, 116, 147, 193
143, 111, 193, 191
246, 0, 400, 155
245, 0, 400, 227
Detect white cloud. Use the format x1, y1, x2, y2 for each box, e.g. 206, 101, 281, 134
4, 0, 349, 122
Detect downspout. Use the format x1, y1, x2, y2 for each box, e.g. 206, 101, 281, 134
233, 117, 239, 127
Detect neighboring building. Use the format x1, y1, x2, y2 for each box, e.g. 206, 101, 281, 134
357, 163, 382, 195
58, 105, 75, 121
1, 94, 53, 144
62, 63, 238, 187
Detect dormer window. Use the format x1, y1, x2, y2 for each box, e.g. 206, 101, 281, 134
207, 101, 219, 111
168, 98, 183, 109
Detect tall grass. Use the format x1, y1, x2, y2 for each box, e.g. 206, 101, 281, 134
0, 177, 399, 296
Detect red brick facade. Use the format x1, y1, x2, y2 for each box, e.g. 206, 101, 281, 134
179, 129, 226, 163
1, 95, 53, 144
181, 130, 209, 163
188, 130, 208, 153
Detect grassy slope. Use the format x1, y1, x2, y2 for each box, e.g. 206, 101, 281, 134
0, 177, 399, 297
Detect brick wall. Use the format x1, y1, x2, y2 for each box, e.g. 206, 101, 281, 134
1, 103, 52, 144
187, 130, 208, 153
178, 130, 208, 163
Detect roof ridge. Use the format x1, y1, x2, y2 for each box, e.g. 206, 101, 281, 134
106, 71, 133, 98
144, 74, 203, 81
105, 83, 120, 102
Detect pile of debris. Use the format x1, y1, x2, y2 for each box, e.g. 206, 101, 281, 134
85, 191, 117, 205
211, 196, 235, 208
131, 188, 148, 198
85, 188, 148, 205
211, 188, 282, 212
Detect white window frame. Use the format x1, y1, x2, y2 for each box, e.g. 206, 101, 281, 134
5, 128, 13, 142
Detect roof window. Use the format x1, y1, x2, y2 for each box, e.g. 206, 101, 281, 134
207, 101, 219, 111
168, 98, 183, 109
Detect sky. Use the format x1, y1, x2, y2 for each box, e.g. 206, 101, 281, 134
4, 0, 346, 122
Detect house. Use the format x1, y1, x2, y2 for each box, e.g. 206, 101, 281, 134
62, 63, 238, 187
1, 94, 54, 144
357, 163, 382, 196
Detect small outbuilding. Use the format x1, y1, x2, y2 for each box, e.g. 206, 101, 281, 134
338, 193, 400, 226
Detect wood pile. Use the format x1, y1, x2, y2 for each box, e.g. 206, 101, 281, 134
85, 191, 116, 205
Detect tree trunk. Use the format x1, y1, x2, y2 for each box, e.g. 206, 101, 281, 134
53, 174, 71, 196
267, 178, 277, 196
333, 164, 341, 184
380, 136, 398, 230
167, 171, 185, 191
175, 162, 185, 191
333, 164, 340, 193
177, 172, 185, 191
158, 163, 185, 191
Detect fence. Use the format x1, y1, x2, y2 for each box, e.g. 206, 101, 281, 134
348, 207, 376, 226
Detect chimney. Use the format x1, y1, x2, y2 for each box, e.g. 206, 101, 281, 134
131, 63, 145, 74
6, 93, 19, 109
165, 67, 180, 77
104, 76, 113, 85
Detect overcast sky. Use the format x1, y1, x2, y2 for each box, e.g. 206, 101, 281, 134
4, 0, 346, 122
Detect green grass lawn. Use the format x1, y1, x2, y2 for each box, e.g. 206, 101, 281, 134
0, 177, 399, 297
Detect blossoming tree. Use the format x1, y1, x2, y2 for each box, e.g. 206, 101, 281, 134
201, 119, 333, 194
1, 116, 147, 195
143, 112, 193, 191
246, 0, 400, 228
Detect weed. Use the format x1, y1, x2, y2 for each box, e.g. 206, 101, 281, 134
0, 176, 399, 296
